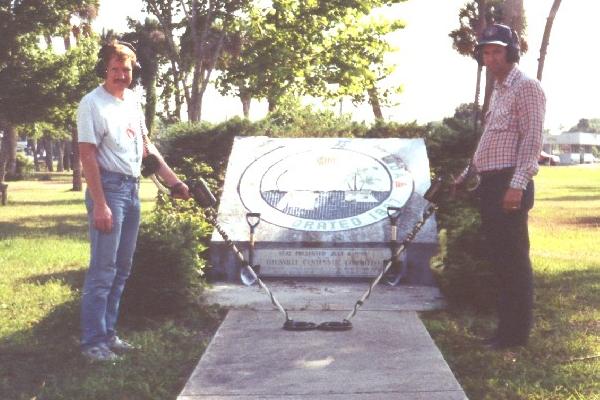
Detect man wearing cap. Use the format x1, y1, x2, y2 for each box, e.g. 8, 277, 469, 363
454, 24, 546, 349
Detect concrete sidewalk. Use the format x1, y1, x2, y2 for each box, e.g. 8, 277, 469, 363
177, 283, 467, 400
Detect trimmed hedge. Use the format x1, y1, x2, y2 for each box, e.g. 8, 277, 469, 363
121, 195, 213, 318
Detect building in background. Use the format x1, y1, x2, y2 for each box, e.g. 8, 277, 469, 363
543, 132, 600, 164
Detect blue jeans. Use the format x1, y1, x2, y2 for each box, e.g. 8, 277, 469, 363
81, 170, 140, 349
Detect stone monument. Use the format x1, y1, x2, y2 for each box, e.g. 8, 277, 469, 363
209, 136, 438, 285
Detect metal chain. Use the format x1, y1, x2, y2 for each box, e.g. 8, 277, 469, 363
344, 204, 438, 322
205, 210, 291, 322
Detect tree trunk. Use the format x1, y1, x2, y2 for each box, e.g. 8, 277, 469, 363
474, 64, 483, 129
31, 139, 40, 172
63, 140, 72, 171
174, 88, 182, 121
145, 0, 190, 122
268, 98, 277, 113
240, 91, 251, 118
473, 0, 486, 129
188, 68, 203, 121
71, 126, 82, 191
367, 86, 384, 120
56, 140, 65, 172
43, 136, 54, 172
0, 120, 17, 182
145, 75, 157, 135
537, 0, 562, 81
482, 69, 494, 120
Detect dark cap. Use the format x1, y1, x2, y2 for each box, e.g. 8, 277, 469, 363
476, 24, 519, 49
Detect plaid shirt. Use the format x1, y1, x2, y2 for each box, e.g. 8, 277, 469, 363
473, 66, 546, 189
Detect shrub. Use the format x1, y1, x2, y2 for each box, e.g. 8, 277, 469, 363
432, 197, 496, 311
6, 153, 34, 181
121, 196, 213, 318
255, 101, 364, 138
363, 120, 427, 139
157, 117, 258, 185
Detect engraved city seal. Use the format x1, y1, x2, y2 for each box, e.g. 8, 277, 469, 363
238, 139, 413, 232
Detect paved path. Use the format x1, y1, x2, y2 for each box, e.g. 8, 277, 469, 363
177, 282, 467, 400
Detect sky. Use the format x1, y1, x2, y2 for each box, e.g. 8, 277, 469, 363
93, 0, 600, 132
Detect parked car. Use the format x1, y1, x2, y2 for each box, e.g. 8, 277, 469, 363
538, 151, 560, 165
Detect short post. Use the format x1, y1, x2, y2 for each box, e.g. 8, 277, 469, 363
383, 206, 406, 285
0, 183, 7, 205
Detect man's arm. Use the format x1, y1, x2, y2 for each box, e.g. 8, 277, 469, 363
511, 79, 546, 189
80, 143, 113, 232
503, 79, 546, 212
143, 137, 190, 199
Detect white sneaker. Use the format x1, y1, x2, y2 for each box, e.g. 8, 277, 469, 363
108, 336, 137, 353
82, 344, 121, 362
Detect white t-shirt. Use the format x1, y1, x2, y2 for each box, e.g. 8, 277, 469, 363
77, 85, 146, 177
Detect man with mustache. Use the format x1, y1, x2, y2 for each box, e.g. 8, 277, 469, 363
77, 40, 189, 362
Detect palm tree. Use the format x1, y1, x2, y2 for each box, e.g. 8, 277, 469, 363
537, 0, 562, 81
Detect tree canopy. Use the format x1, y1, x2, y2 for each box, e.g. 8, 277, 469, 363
215, 0, 406, 116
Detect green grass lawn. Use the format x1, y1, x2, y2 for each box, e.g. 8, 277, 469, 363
423, 164, 600, 400
0, 174, 223, 400
0, 167, 598, 399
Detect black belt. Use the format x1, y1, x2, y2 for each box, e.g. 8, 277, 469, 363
479, 167, 514, 179
100, 168, 140, 183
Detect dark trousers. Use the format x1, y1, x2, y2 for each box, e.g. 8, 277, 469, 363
478, 169, 534, 344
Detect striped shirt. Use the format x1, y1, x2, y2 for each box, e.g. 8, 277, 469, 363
473, 66, 546, 189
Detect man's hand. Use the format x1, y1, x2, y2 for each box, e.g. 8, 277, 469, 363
170, 181, 191, 200
502, 187, 523, 213
93, 203, 113, 233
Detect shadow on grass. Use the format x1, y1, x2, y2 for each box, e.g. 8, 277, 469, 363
0, 299, 84, 399
537, 194, 600, 202
0, 293, 225, 400
21, 269, 86, 292
559, 185, 600, 193
0, 213, 88, 239
424, 266, 600, 399
570, 216, 600, 227
12, 198, 84, 207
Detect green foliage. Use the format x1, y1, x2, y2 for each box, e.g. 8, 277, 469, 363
432, 199, 495, 311
216, 0, 406, 111
0, 1, 98, 63
316, 13, 405, 105
0, 2, 99, 125
158, 117, 259, 184
6, 153, 34, 181
255, 98, 364, 138
424, 103, 495, 309
362, 119, 426, 138
121, 197, 212, 318
426, 103, 480, 177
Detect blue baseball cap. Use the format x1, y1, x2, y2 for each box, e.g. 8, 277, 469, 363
476, 24, 519, 49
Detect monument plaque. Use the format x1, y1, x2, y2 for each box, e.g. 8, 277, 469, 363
210, 137, 438, 284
